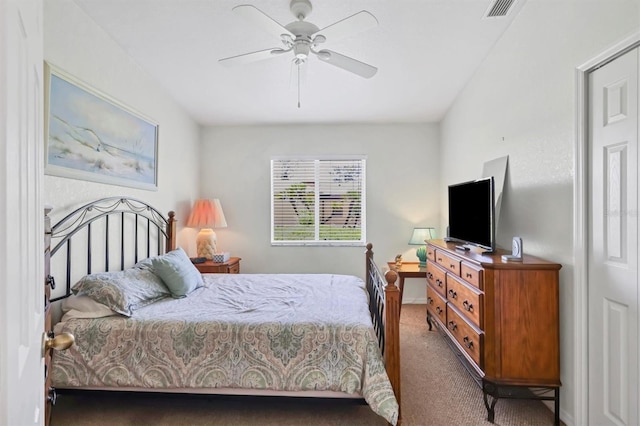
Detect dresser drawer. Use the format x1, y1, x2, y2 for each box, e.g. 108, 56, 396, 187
435, 250, 461, 276
427, 285, 447, 325
426, 245, 436, 262
426, 261, 447, 297
447, 274, 483, 329
460, 262, 483, 290
228, 262, 240, 274
447, 305, 482, 367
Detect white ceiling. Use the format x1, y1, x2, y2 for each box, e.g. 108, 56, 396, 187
72, 0, 524, 126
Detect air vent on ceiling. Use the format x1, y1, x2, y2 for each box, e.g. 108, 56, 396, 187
485, 0, 516, 18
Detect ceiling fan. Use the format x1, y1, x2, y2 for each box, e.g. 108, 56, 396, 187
219, 0, 379, 100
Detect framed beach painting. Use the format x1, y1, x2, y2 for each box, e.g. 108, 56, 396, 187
44, 62, 158, 190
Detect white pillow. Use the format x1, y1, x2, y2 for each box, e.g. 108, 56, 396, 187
60, 294, 118, 321
71, 268, 170, 316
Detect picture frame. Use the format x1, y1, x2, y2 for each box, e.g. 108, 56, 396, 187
44, 62, 159, 191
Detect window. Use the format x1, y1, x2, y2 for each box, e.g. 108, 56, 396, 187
271, 156, 366, 246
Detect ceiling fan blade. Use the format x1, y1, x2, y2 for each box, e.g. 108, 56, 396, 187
233, 5, 294, 39
317, 49, 377, 78
219, 48, 284, 67
312, 11, 378, 42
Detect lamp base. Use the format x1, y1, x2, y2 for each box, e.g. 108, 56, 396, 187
196, 228, 217, 260
416, 246, 427, 268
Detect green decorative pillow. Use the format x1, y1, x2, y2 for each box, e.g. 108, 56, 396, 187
151, 247, 203, 298
71, 268, 170, 316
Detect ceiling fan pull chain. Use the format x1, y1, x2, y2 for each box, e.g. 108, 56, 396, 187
298, 64, 301, 108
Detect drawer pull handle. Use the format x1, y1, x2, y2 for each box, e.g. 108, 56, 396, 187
450, 264, 456, 269
436, 279, 443, 287
427, 272, 433, 280
463, 336, 474, 349
463, 300, 474, 312
427, 296, 433, 305
448, 289, 457, 299
465, 272, 473, 279
436, 307, 443, 315
448, 321, 457, 331
437, 257, 442, 262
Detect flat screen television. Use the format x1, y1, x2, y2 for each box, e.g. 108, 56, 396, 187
446, 176, 495, 253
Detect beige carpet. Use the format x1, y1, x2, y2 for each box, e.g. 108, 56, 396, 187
51, 304, 558, 425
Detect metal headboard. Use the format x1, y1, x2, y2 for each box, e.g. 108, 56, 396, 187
49, 197, 176, 302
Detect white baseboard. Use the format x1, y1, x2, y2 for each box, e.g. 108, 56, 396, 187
402, 297, 427, 304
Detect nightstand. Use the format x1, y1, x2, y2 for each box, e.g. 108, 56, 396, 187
194, 257, 241, 274
387, 261, 427, 313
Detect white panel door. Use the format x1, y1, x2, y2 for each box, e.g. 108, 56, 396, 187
588, 47, 639, 426
0, 0, 45, 424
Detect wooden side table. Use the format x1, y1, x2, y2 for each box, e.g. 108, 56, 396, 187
387, 261, 427, 313
194, 257, 241, 274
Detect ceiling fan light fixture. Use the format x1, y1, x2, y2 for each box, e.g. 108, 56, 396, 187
294, 42, 310, 59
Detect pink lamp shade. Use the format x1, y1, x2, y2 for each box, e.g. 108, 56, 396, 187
186, 199, 227, 259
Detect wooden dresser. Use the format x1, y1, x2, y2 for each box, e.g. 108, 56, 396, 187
425, 239, 561, 425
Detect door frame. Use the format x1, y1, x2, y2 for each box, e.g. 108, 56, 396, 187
574, 31, 640, 426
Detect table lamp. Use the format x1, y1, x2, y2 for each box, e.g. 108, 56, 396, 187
409, 227, 435, 267
186, 199, 227, 259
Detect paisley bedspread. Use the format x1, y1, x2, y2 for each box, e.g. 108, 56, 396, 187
51, 273, 399, 424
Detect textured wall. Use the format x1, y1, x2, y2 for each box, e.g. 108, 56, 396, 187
43, 0, 201, 255
440, 1, 640, 423
200, 123, 440, 302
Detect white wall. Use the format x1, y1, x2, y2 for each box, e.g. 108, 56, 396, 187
440, 1, 640, 424
200, 124, 440, 302
42, 2, 438, 303
43, 0, 200, 252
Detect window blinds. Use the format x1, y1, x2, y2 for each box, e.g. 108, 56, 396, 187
271, 157, 366, 245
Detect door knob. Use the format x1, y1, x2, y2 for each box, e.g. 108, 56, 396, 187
42, 331, 74, 356
47, 387, 57, 405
